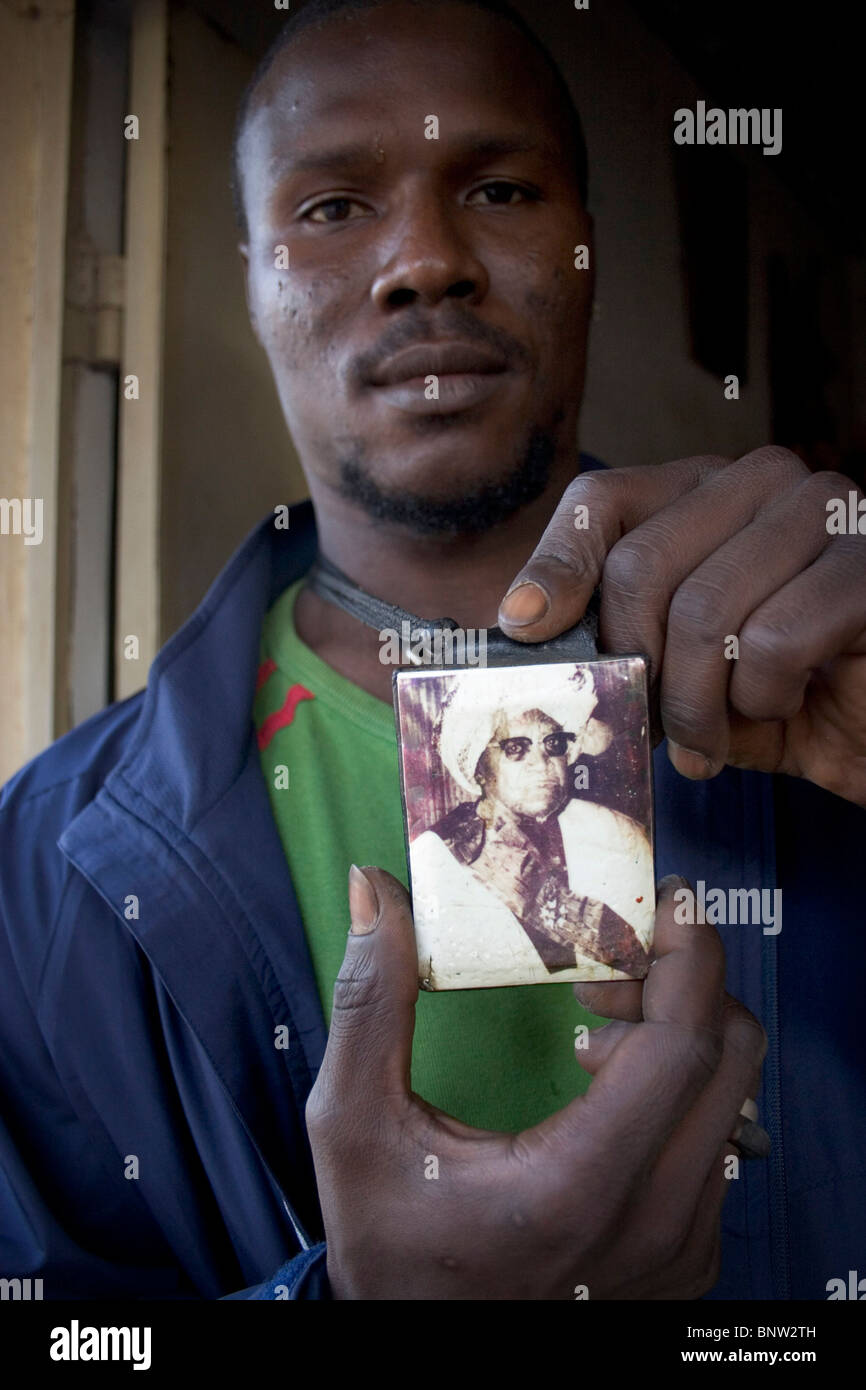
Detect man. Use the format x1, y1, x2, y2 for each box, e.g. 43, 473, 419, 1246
0, 0, 863, 1301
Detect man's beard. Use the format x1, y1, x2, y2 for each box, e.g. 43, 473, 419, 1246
336, 424, 558, 537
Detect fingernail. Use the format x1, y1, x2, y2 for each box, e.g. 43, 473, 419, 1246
499, 581, 550, 627
584, 1020, 615, 1039
735, 1119, 772, 1160
657, 873, 691, 896
348, 864, 379, 935
667, 740, 719, 779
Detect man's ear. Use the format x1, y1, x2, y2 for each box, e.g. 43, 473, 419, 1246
238, 242, 263, 346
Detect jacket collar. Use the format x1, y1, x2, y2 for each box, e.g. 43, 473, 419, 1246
106, 500, 319, 830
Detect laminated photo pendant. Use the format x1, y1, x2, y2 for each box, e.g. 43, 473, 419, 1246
394, 652, 655, 990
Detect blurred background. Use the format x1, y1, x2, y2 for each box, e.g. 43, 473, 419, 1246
1, 0, 863, 782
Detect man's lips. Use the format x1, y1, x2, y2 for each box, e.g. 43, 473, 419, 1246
367, 340, 509, 386
365, 340, 513, 415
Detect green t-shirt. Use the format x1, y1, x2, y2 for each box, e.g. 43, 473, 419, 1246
254, 578, 602, 1133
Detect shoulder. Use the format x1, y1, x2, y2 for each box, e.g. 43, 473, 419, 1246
559, 797, 650, 847
410, 827, 482, 889
429, 800, 484, 863
0, 695, 145, 980
1, 692, 144, 815
410, 828, 455, 868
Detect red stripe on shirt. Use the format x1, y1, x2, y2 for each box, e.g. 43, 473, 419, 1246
257, 683, 315, 751
255, 658, 278, 694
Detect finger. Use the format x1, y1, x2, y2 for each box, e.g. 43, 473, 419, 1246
659, 1142, 732, 1298
535, 876, 726, 1186
618, 1141, 733, 1300
497, 456, 728, 642
613, 990, 765, 1301
730, 520, 866, 725
646, 992, 767, 1216
573, 867, 709, 1023
576, 1018, 634, 1075
660, 467, 863, 777
573, 978, 644, 1023
595, 448, 807, 689
312, 866, 419, 1113
639, 875, 726, 1028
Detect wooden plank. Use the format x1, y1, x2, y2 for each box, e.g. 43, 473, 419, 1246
0, 0, 74, 778
115, 0, 167, 700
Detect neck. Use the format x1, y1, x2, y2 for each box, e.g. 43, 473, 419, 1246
293, 457, 582, 704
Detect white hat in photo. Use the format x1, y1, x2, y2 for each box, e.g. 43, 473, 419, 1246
436, 664, 612, 795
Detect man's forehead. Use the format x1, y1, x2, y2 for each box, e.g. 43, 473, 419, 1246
257, 125, 563, 184
244, 2, 564, 165
498, 710, 561, 732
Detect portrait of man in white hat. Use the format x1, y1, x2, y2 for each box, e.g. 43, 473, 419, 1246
404, 661, 655, 990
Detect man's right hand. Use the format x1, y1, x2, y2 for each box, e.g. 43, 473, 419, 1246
305, 866, 767, 1300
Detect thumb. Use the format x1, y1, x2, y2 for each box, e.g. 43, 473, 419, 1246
317, 865, 420, 1107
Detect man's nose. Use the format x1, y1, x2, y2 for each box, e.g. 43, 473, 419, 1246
370, 191, 489, 309
525, 742, 549, 769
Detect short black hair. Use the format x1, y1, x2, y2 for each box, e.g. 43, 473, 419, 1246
231, 0, 589, 242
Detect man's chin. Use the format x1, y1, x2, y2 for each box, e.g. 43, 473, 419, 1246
336, 424, 557, 537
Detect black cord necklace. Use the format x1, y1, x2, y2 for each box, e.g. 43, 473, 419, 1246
304, 552, 600, 669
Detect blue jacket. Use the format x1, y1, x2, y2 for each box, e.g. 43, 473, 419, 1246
1, 490, 864, 1301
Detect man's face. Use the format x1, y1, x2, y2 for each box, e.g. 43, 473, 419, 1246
482, 711, 572, 821
239, 0, 593, 529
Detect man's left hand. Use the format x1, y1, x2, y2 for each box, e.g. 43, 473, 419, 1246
498, 447, 866, 808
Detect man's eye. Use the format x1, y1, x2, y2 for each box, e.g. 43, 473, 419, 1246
303, 198, 367, 224
468, 182, 535, 206
500, 738, 530, 760
543, 732, 575, 757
